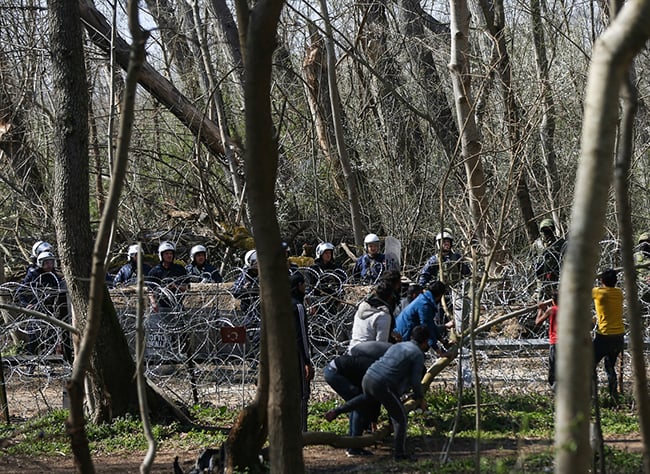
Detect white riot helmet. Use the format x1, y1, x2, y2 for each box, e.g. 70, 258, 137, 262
190, 245, 207, 262
32, 241, 53, 259
36, 251, 56, 269
244, 249, 257, 268
435, 229, 454, 249
363, 233, 380, 250
127, 244, 140, 259
316, 242, 335, 260
157, 241, 176, 260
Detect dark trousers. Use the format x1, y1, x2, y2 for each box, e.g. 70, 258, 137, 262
362, 376, 408, 457
548, 344, 556, 386
593, 333, 624, 397
324, 365, 378, 436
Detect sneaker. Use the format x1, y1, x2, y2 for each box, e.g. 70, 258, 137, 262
346, 448, 373, 457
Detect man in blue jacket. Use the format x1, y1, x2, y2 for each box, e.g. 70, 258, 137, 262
394, 281, 453, 357
325, 326, 431, 460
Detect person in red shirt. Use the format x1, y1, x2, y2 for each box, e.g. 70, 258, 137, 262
535, 292, 558, 389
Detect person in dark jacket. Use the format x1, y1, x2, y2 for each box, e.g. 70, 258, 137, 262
147, 241, 188, 312
20, 251, 69, 357
290, 271, 314, 431
325, 326, 431, 460
324, 341, 391, 456
23, 240, 54, 283
114, 244, 151, 286
534, 219, 567, 301
352, 233, 386, 284
418, 230, 469, 287
232, 249, 259, 314
185, 244, 222, 283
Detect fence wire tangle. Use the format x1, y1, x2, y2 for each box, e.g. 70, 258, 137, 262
1, 248, 649, 414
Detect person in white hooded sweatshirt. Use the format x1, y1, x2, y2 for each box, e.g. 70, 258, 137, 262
347, 278, 399, 352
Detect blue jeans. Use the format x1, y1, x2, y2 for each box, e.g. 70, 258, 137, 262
323, 365, 372, 436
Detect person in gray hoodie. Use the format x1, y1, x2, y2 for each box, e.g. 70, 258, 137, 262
347, 278, 398, 352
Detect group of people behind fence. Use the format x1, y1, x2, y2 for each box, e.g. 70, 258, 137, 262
16, 222, 649, 459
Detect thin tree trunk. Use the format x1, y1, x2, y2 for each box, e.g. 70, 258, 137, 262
447, 0, 493, 251
530, 0, 562, 227
555, 4, 650, 472
143, 0, 201, 95
208, 0, 244, 87
0, 52, 45, 198
358, 0, 426, 173
614, 58, 650, 474
186, 1, 244, 201
317, 0, 365, 246
477, 0, 538, 241
302, 24, 345, 197
398, 0, 459, 163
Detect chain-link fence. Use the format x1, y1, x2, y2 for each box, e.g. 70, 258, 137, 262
2, 246, 649, 419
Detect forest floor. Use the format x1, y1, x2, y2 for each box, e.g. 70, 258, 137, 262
0, 433, 643, 473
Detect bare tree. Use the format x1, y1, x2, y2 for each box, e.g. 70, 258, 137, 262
475, 0, 538, 242
223, 0, 305, 471
555, 3, 650, 472
448, 0, 492, 252
530, 0, 562, 227
316, 0, 365, 246
50, 0, 182, 432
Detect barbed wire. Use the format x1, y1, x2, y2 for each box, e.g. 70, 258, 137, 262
2, 242, 649, 416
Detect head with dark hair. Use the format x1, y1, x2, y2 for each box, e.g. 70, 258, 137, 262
289, 271, 305, 291
551, 291, 559, 305
407, 283, 422, 300
599, 269, 617, 287
410, 325, 430, 345
374, 278, 396, 302
428, 281, 447, 298
380, 269, 402, 287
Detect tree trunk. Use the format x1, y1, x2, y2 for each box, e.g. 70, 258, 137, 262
357, 0, 425, 173
143, 0, 201, 96
447, 0, 493, 252
317, 0, 365, 246
530, 0, 562, 228
0, 52, 45, 198
224, 0, 305, 471
48, 0, 95, 469
78, 0, 226, 159
51, 0, 180, 430
398, 0, 459, 164
555, 4, 650, 472
615, 76, 650, 474
302, 24, 345, 196
208, 0, 245, 88
477, 0, 538, 241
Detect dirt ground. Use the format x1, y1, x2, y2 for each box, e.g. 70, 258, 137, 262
0, 434, 642, 473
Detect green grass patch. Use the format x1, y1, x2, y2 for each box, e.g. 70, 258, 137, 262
0, 387, 641, 468
0, 407, 229, 457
